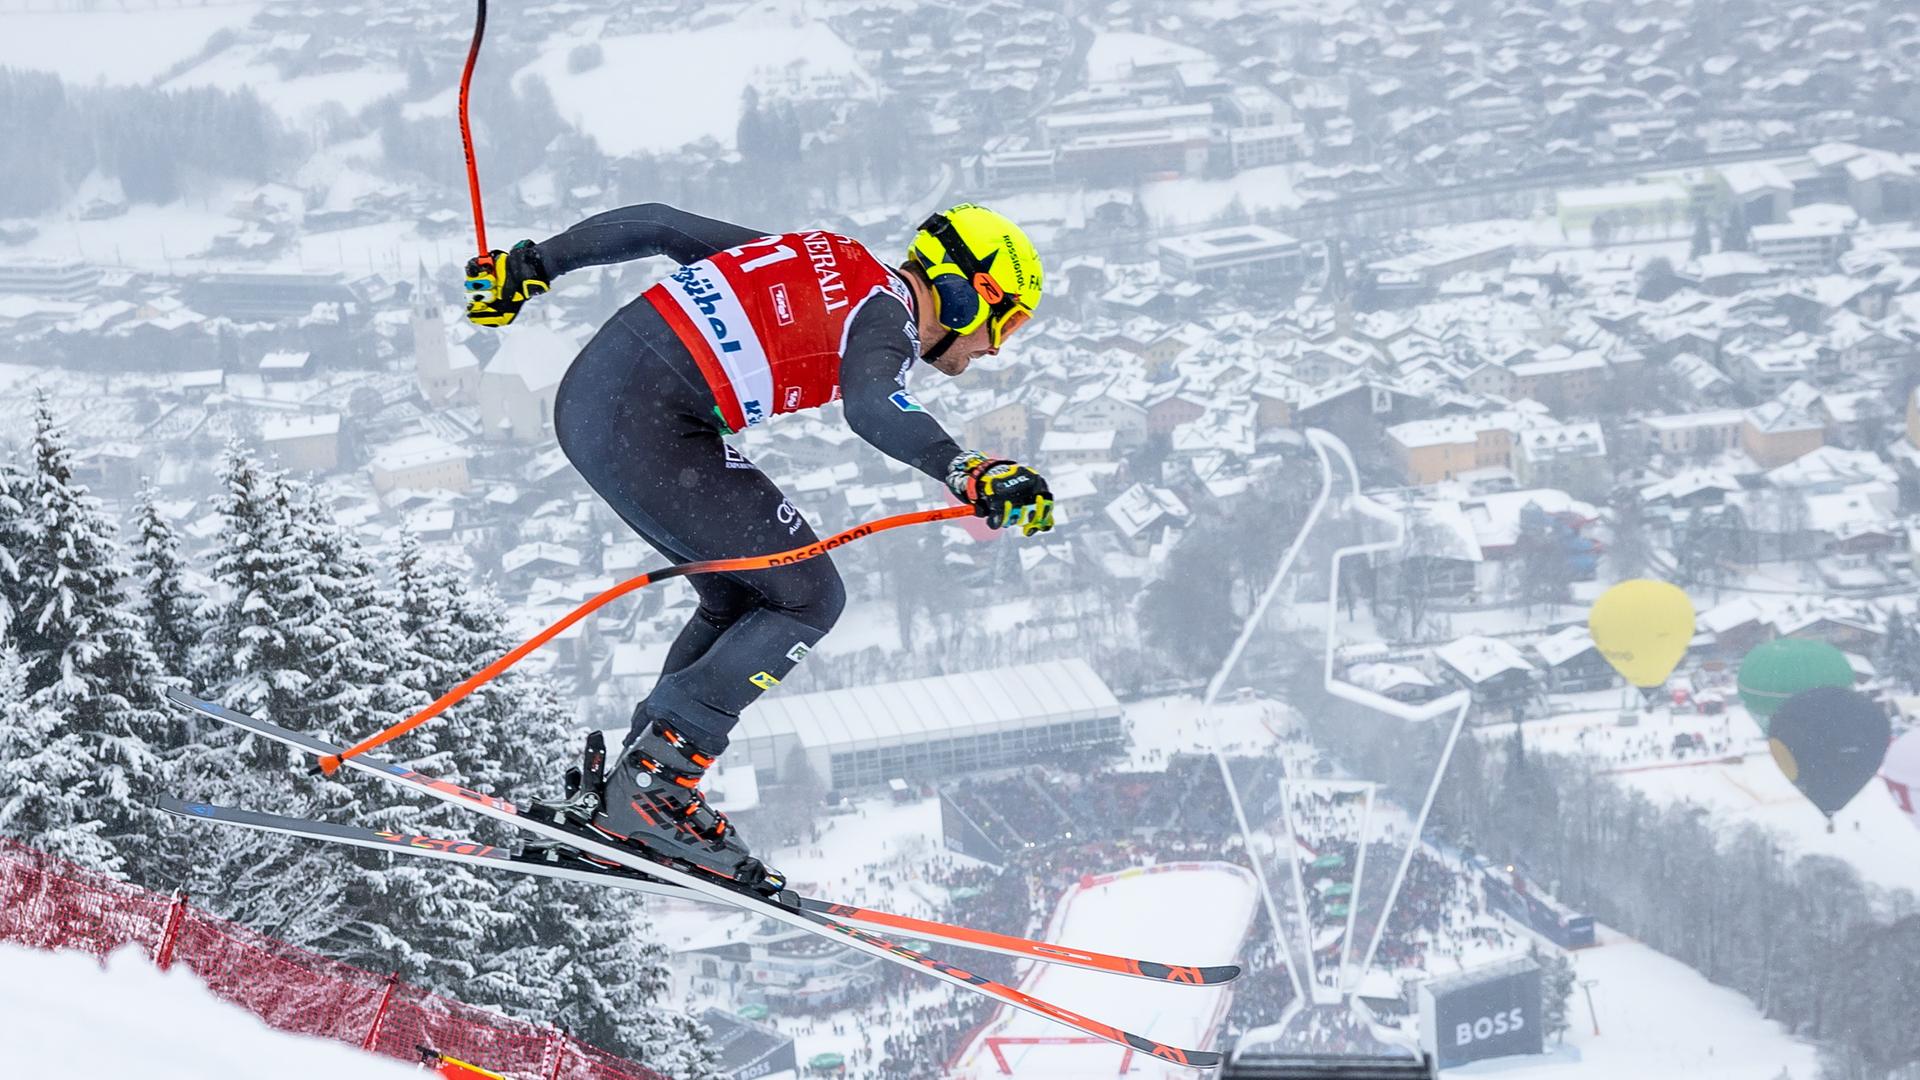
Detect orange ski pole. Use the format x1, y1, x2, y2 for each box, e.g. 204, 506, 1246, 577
315, 504, 973, 775
458, 0, 490, 263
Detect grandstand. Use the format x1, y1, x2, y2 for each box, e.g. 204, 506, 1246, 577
732, 658, 1123, 791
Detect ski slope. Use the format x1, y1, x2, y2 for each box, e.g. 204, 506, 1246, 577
950, 862, 1257, 1079
1513, 703, 1920, 895
0, 943, 413, 1080
1446, 929, 1820, 1080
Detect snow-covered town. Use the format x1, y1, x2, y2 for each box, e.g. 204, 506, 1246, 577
3, 0, 1920, 1078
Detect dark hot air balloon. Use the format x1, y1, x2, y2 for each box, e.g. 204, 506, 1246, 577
1768, 685, 1891, 828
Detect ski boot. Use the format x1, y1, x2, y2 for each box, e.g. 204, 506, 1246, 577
585, 718, 784, 896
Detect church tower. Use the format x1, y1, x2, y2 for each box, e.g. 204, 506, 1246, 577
413, 262, 477, 406
412, 261, 450, 404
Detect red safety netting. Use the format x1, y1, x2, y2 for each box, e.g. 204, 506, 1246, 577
0, 837, 669, 1080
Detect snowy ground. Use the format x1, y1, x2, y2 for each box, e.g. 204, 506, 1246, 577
949, 863, 1258, 1079
1515, 701, 1920, 896
1084, 31, 1210, 83
523, 1, 873, 157
1123, 692, 1300, 766
0, 2, 259, 84
1446, 928, 1820, 1080
1623, 748, 1920, 896
163, 46, 407, 119
0, 943, 413, 1079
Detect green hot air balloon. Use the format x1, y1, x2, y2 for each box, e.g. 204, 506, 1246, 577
1767, 685, 1891, 826
1738, 638, 1854, 732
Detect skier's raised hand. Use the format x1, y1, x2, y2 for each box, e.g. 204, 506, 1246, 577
464, 239, 551, 327
947, 451, 1054, 536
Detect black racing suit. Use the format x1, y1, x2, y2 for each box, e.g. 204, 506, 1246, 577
543, 203, 964, 756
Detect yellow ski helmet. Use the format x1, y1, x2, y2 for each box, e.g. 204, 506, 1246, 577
906, 203, 1042, 357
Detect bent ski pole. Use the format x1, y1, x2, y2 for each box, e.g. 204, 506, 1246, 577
459, 0, 490, 264
315, 504, 973, 775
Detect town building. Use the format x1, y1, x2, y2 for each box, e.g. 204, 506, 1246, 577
368, 432, 471, 494
731, 659, 1124, 792
1156, 226, 1307, 286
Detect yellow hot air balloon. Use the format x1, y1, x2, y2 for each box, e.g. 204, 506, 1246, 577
1588, 579, 1695, 688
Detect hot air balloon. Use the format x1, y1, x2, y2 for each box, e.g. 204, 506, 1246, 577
1768, 685, 1892, 828
1882, 729, 1920, 834
1737, 638, 1855, 733
1588, 579, 1694, 688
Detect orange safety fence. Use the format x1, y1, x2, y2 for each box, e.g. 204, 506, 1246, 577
0, 837, 666, 1080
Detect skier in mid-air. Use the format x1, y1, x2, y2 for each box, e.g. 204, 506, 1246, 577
463, 202, 1053, 889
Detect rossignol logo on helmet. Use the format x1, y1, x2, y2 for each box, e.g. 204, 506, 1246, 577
1001, 236, 1027, 291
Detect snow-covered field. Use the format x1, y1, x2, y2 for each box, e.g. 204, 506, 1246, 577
0, 2, 259, 84
1623, 748, 1920, 895
0, 943, 413, 1079
163, 48, 407, 118
524, 1, 873, 156
1516, 702, 1920, 896
949, 862, 1257, 1079
1447, 929, 1820, 1080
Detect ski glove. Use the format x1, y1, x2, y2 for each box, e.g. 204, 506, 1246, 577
947, 451, 1054, 536
464, 239, 551, 327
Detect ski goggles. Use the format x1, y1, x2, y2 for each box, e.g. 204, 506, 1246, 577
918, 213, 1033, 349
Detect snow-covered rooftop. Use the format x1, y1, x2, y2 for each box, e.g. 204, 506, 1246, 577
742, 658, 1121, 753
1434, 635, 1535, 684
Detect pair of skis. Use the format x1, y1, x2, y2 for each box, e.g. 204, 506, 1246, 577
159, 689, 1231, 1069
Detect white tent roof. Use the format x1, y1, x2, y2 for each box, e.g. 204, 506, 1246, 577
748, 658, 1120, 752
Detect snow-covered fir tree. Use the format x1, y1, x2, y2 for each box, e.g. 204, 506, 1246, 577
129, 481, 203, 685
396, 547, 716, 1075
196, 441, 318, 727
0, 643, 116, 870
491, 675, 722, 1079
325, 530, 519, 995
536, 880, 725, 1080
285, 481, 413, 730
0, 452, 26, 640
5, 428, 718, 1067
185, 442, 368, 943
0, 397, 172, 880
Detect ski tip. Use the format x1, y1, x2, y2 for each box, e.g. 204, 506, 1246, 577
159, 686, 214, 715
1138, 960, 1244, 985
1126, 1040, 1225, 1070
151, 795, 217, 819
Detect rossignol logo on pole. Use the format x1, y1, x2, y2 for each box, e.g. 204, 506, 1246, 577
765, 523, 876, 566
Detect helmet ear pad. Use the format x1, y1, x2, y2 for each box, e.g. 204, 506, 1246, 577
931, 271, 982, 331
